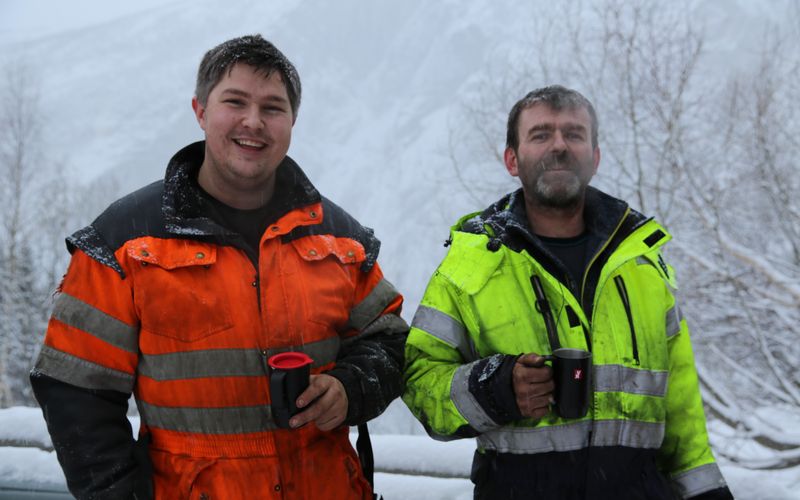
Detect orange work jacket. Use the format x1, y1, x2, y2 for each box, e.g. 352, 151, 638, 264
34, 142, 407, 499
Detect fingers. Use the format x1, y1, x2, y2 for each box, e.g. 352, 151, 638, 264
516, 393, 553, 419
513, 353, 555, 419
289, 374, 348, 431
517, 353, 548, 367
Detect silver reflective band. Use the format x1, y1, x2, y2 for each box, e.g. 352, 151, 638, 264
138, 400, 277, 434
590, 419, 664, 448
477, 419, 664, 453
264, 336, 341, 367
594, 364, 668, 397
139, 337, 341, 381
353, 313, 409, 340
51, 293, 138, 353
672, 462, 728, 498
451, 361, 499, 433
412, 305, 474, 361
478, 420, 591, 453
34, 345, 134, 393
348, 279, 399, 331
666, 304, 683, 338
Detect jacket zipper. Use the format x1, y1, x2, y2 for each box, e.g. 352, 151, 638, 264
613, 275, 639, 365
530, 275, 561, 352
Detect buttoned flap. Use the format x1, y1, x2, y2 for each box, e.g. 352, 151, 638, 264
290, 234, 365, 265
127, 238, 217, 269
125, 237, 231, 342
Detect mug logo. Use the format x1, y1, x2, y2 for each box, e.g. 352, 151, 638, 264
573, 368, 584, 380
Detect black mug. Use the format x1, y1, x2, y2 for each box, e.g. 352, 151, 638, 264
268, 352, 313, 429
543, 348, 592, 419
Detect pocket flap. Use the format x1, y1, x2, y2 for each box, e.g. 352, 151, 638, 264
290, 235, 365, 265
127, 237, 217, 269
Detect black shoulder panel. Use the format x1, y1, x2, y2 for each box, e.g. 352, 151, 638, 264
281, 197, 381, 272
66, 181, 168, 279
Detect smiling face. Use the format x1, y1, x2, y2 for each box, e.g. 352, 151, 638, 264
504, 103, 600, 209
192, 63, 294, 209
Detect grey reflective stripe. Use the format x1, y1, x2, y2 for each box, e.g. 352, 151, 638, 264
412, 305, 475, 361
265, 336, 341, 367
34, 345, 134, 393
594, 364, 669, 397
348, 279, 399, 331
450, 362, 499, 433
478, 420, 591, 453
344, 314, 409, 348
671, 463, 728, 498
666, 304, 683, 338
477, 419, 664, 453
138, 400, 277, 434
51, 293, 138, 353
636, 256, 651, 266
139, 337, 340, 381
591, 419, 664, 448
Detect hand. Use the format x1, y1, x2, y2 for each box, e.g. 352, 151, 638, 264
289, 374, 348, 431
513, 353, 555, 419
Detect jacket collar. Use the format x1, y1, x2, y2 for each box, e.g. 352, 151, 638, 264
161, 141, 321, 237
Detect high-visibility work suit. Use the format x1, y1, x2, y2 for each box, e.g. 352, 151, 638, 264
31, 141, 408, 499
403, 187, 731, 499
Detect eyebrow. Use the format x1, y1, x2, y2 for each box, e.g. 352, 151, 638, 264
525, 122, 587, 138
219, 88, 289, 104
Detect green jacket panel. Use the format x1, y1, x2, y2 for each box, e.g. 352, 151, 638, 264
403, 189, 726, 497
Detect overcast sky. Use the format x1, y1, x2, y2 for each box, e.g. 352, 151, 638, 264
0, 0, 186, 44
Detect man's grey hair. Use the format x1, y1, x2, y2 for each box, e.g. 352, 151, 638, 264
505, 85, 598, 150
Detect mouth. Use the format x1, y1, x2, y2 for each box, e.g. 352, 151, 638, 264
232, 138, 267, 151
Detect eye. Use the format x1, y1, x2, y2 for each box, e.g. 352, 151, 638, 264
224, 98, 245, 107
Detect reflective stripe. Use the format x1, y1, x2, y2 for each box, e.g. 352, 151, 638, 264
139, 337, 340, 381
34, 345, 134, 393
51, 293, 138, 353
412, 305, 475, 361
348, 313, 408, 342
594, 364, 668, 397
636, 256, 650, 266
477, 419, 664, 453
591, 419, 664, 448
138, 400, 276, 434
672, 462, 728, 498
451, 361, 498, 433
478, 420, 591, 453
666, 304, 683, 338
348, 279, 399, 331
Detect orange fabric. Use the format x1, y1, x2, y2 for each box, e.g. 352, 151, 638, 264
45, 319, 137, 374
44, 202, 392, 498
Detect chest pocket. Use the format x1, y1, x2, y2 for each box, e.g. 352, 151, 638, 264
128, 238, 233, 342
287, 235, 364, 333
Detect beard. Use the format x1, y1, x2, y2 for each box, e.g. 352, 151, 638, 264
520, 150, 593, 209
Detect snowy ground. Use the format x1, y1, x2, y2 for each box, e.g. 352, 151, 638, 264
2, 407, 799, 499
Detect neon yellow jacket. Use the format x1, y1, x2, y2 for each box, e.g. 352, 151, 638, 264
403, 188, 729, 498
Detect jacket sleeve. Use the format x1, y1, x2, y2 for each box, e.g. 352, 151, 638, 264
327, 261, 410, 425
656, 276, 731, 498
30, 374, 152, 500
402, 269, 521, 440
30, 248, 150, 499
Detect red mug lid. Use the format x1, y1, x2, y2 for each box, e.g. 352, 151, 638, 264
268, 352, 313, 370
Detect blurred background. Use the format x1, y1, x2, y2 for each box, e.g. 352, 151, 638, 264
1, 0, 798, 497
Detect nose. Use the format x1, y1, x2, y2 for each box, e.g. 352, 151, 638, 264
242, 105, 264, 130
551, 131, 567, 152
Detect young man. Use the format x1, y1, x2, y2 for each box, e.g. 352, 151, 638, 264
403, 86, 733, 499
31, 34, 408, 499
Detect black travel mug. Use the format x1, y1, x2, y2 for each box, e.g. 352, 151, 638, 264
543, 348, 592, 419
268, 352, 313, 429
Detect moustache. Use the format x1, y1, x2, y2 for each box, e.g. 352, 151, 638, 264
536, 151, 577, 172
